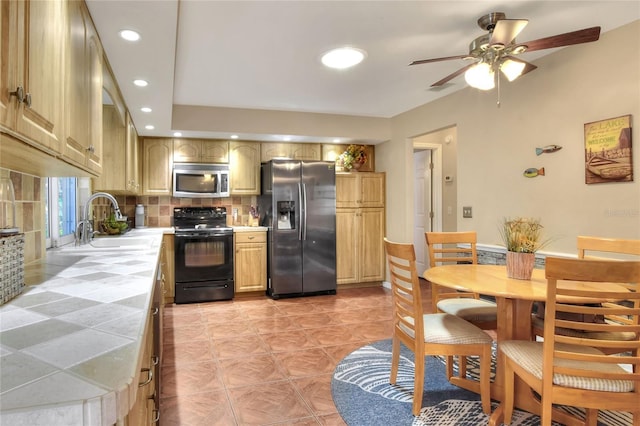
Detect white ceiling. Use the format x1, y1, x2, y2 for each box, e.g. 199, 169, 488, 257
85, 1, 639, 144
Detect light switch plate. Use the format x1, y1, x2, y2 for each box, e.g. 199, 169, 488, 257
462, 206, 472, 218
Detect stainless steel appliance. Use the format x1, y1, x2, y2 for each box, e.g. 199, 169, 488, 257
173, 163, 230, 198
173, 207, 234, 303
259, 160, 337, 299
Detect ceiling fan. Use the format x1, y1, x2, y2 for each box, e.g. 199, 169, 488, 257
410, 12, 601, 91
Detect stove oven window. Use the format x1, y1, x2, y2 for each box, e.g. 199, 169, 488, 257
185, 240, 225, 267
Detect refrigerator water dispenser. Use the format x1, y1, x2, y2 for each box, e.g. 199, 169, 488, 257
277, 201, 295, 230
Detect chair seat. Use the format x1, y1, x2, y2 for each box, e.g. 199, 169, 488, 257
400, 313, 493, 345
531, 315, 638, 341
500, 340, 634, 393
437, 298, 498, 323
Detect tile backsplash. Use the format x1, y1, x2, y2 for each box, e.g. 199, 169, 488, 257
0, 168, 43, 264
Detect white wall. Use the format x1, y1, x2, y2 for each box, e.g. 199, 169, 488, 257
379, 20, 640, 255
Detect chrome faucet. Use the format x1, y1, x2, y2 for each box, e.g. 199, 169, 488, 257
75, 192, 124, 245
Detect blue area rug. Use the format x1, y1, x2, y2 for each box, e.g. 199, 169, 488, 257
331, 339, 631, 426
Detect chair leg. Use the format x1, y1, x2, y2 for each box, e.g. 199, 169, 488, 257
479, 346, 491, 415
585, 409, 598, 426
390, 335, 400, 385
445, 355, 454, 379
503, 354, 515, 425
459, 355, 467, 379
413, 353, 425, 416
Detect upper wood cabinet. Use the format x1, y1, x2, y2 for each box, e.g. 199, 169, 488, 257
1, 0, 66, 153
63, 0, 102, 175
94, 108, 139, 194
336, 172, 385, 208
229, 141, 260, 195
260, 143, 321, 162
173, 139, 229, 163
142, 138, 173, 195
125, 113, 140, 193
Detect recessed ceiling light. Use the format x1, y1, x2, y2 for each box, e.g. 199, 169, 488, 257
119, 29, 140, 42
321, 47, 366, 69
283, 136, 291, 142
140, 107, 152, 113
230, 135, 238, 139
333, 138, 340, 143
173, 132, 182, 137
145, 125, 155, 130
133, 79, 148, 87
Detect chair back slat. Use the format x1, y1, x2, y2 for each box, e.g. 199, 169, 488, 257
543, 257, 640, 392
385, 238, 424, 342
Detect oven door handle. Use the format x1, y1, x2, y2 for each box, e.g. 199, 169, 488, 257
175, 232, 231, 238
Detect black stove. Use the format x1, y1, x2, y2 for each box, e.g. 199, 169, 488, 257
172, 207, 234, 304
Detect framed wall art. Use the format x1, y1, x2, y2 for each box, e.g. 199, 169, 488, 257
584, 114, 633, 184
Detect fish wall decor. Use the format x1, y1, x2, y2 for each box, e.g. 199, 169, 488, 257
524, 167, 545, 178
535, 145, 562, 155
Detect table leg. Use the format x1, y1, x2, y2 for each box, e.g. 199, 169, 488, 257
490, 298, 585, 426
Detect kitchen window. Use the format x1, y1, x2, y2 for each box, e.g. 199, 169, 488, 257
45, 177, 78, 248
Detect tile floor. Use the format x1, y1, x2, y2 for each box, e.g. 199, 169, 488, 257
159, 282, 435, 425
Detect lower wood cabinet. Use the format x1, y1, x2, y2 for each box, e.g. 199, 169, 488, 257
162, 234, 175, 304
336, 207, 385, 285
234, 231, 267, 293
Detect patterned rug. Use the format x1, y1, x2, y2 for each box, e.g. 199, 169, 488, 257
331, 339, 631, 426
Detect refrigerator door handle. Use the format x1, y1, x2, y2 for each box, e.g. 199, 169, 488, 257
298, 182, 303, 241
301, 183, 308, 240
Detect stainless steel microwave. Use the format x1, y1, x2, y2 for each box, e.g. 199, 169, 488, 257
173, 163, 230, 198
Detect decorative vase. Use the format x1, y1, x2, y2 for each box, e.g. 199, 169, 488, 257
351, 162, 363, 172
506, 251, 535, 280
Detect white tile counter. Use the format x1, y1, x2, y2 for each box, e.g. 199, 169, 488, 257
232, 226, 268, 232
0, 228, 172, 425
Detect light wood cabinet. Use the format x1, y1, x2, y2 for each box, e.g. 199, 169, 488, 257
162, 234, 175, 304
229, 141, 260, 195
335, 173, 385, 285
234, 231, 267, 293
142, 138, 173, 195
336, 172, 385, 208
63, 0, 102, 175
173, 138, 229, 163
260, 143, 321, 162
94, 109, 140, 194
125, 113, 140, 193
2, 0, 65, 153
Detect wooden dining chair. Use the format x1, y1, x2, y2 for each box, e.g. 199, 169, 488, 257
531, 236, 640, 354
425, 232, 497, 330
500, 256, 640, 426
384, 238, 493, 416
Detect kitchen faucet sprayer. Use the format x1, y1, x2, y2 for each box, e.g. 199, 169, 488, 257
75, 192, 124, 245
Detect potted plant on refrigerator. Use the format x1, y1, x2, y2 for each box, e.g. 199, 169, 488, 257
499, 217, 550, 280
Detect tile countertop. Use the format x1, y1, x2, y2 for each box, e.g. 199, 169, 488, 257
232, 226, 267, 232
0, 228, 172, 426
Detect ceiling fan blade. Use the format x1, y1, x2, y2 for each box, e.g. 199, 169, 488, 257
409, 54, 468, 66
431, 63, 475, 87
490, 19, 529, 46
522, 26, 601, 52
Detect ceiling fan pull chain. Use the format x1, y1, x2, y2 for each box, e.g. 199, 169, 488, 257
496, 70, 501, 107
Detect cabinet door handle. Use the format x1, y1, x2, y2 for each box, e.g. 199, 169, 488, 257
152, 355, 159, 366
9, 86, 24, 103
139, 367, 153, 387
248, 236, 254, 240
24, 93, 32, 108
152, 307, 159, 316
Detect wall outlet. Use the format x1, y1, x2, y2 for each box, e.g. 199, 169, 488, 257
462, 206, 472, 218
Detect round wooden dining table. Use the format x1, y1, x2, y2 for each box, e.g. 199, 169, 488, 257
423, 263, 623, 426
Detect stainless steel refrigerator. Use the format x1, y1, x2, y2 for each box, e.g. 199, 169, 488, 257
258, 160, 337, 299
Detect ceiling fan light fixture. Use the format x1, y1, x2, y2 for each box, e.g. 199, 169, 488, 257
321, 47, 366, 69
500, 59, 526, 82
464, 62, 495, 90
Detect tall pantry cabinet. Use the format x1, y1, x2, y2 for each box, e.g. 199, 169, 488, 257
335, 172, 385, 285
